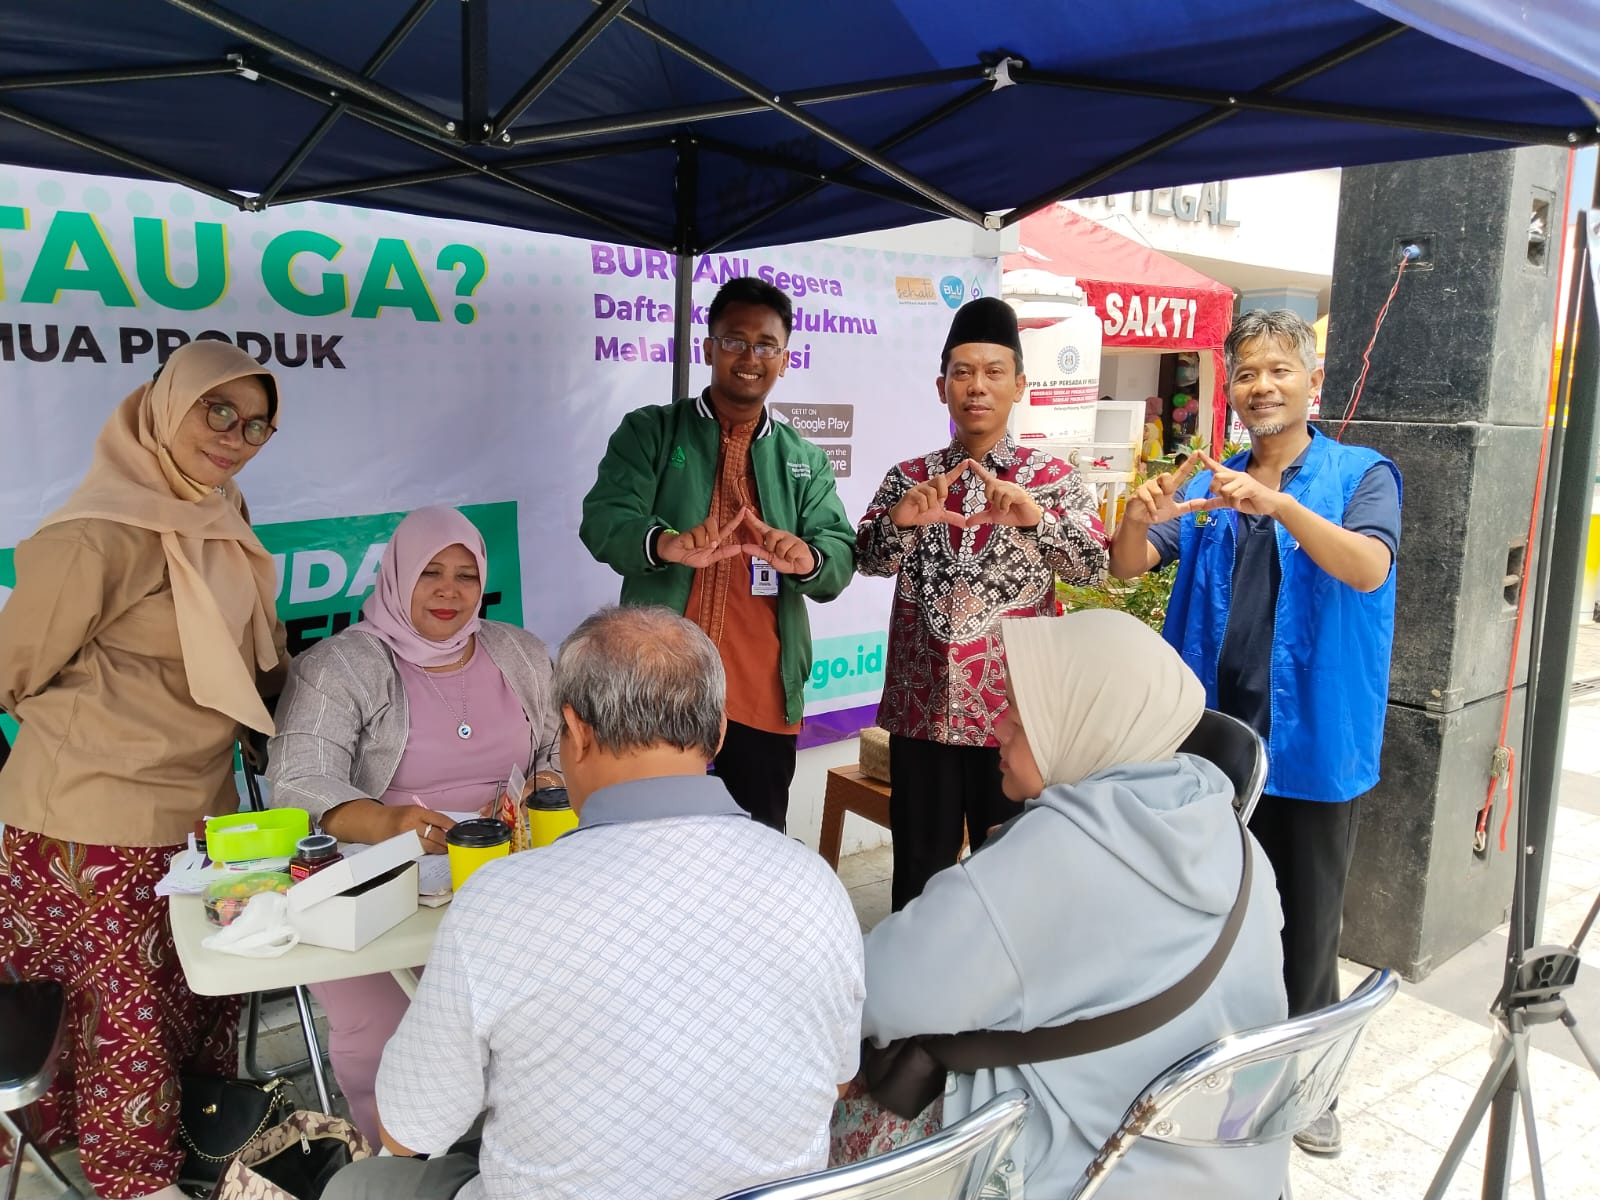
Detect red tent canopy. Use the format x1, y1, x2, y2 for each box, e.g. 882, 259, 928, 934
1004, 205, 1235, 351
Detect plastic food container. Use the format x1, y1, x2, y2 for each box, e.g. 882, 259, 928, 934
203, 871, 292, 927
205, 809, 310, 863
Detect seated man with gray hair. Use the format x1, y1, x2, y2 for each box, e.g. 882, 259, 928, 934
327, 606, 865, 1200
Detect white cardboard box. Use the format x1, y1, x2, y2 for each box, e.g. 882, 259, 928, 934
287, 831, 422, 952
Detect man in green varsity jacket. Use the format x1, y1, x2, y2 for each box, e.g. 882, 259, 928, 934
579, 277, 855, 831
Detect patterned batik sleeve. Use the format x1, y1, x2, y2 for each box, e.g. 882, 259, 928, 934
1035, 469, 1110, 586
853, 465, 919, 577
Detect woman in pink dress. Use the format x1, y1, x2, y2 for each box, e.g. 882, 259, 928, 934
268, 506, 561, 1143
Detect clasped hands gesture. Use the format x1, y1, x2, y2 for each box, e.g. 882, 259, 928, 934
889, 457, 1043, 530
657, 506, 817, 574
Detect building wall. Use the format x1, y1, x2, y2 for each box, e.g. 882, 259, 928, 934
1069, 170, 1342, 310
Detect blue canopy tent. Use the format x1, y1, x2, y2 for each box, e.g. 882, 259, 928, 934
1, 5, 1599, 1193
1, 0, 1597, 388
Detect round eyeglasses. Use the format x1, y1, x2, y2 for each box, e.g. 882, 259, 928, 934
203, 401, 276, 446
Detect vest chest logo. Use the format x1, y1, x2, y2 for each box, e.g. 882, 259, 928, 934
787, 461, 812, 480
1193, 510, 1211, 527
669, 446, 687, 470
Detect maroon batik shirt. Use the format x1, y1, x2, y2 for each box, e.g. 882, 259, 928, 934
855, 436, 1109, 748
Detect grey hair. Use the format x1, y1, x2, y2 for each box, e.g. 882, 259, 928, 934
1224, 309, 1319, 380
553, 605, 725, 759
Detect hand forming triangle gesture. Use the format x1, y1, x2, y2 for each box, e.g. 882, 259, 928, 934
657, 505, 817, 575
889, 457, 1044, 531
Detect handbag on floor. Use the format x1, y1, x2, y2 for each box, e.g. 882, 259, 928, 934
210, 1111, 372, 1200
177, 1075, 295, 1187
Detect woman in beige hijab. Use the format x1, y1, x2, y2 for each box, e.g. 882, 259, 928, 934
851, 609, 1289, 1199
0, 341, 287, 1200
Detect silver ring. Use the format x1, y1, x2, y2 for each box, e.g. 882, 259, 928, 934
424, 824, 434, 839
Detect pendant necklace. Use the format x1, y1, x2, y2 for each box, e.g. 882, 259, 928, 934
421, 644, 474, 739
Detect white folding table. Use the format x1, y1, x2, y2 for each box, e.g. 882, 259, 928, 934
168, 895, 446, 1112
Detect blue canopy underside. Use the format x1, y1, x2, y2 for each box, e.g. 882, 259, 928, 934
0, 0, 1594, 249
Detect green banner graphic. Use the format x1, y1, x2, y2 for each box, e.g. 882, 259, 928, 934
0, 546, 12, 744
805, 630, 886, 703
0, 503, 521, 745
256, 501, 522, 655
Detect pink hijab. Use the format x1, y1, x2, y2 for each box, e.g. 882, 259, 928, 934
360, 506, 487, 667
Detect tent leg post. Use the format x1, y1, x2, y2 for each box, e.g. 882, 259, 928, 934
672, 138, 698, 400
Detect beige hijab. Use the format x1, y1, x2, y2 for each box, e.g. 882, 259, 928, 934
40, 341, 282, 733
1001, 609, 1204, 787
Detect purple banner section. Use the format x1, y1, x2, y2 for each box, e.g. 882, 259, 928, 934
798, 702, 879, 751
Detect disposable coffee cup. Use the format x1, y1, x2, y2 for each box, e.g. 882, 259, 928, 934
446, 818, 511, 891
525, 787, 579, 849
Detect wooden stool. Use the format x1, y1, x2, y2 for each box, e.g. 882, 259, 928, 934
819, 765, 971, 871
819, 765, 891, 869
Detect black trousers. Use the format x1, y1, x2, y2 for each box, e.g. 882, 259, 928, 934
1247, 793, 1362, 1018
888, 734, 1023, 911
712, 719, 798, 833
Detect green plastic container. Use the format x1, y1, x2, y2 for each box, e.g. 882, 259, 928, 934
205, 809, 310, 863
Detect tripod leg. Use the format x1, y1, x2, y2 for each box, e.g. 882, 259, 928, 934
1558, 1009, 1600, 1080
1508, 1022, 1547, 1200
1423, 1030, 1516, 1200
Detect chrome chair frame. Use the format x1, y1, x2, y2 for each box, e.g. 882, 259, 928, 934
1066, 968, 1398, 1200
713, 1089, 1030, 1200
1177, 709, 1269, 824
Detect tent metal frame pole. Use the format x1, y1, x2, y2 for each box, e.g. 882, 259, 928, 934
161, 0, 460, 138
257, 0, 438, 207
270, 136, 675, 206
460, 0, 490, 144
597, 1, 988, 227
0, 62, 237, 91
1019, 67, 1594, 148
492, 0, 632, 142
691, 134, 954, 220
703, 77, 994, 253
1001, 21, 1411, 224
248, 59, 670, 248
0, 99, 249, 209
672, 138, 698, 400
1515, 192, 1600, 961
503, 65, 989, 148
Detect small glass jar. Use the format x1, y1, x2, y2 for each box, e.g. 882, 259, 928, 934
288, 833, 343, 882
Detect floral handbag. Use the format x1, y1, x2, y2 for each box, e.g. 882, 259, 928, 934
211, 1111, 372, 1200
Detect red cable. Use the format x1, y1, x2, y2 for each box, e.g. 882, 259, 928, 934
1478, 147, 1578, 851
1335, 255, 1411, 443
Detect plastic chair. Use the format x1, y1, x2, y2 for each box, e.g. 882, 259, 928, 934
1065, 968, 1399, 1200
1176, 709, 1268, 824
0, 981, 82, 1199
712, 1089, 1030, 1200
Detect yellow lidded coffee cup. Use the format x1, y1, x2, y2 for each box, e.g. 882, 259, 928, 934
445, 818, 511, 891
525, 788, 579, 849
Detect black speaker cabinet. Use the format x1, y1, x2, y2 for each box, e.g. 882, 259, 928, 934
1323, 146, 1568, 427
1340, 691, 1523, 981
1324, 418, 1542, 713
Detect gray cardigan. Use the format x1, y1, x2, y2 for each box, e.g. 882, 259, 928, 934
267, 621, 560, 824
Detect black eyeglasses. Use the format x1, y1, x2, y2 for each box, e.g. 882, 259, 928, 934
203, 401, 276, 446
708, 335, 787, 360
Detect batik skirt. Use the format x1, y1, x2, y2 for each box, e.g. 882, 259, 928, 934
0, 827, 240, 1199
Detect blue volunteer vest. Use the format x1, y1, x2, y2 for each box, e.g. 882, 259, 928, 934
1162, 428, 1400, 802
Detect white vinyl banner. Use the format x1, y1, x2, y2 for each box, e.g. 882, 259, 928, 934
0, 164, 999, 732
1016, 306, 1103, 444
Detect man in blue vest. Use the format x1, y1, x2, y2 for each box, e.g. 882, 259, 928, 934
1109, 309, 1401, 1158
